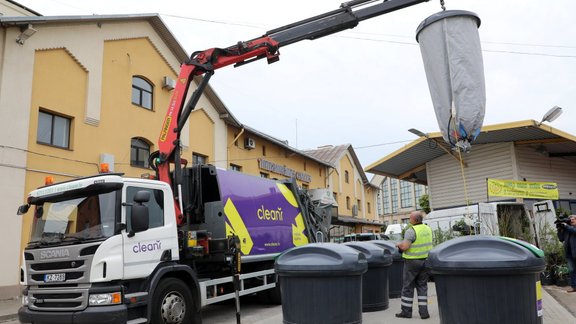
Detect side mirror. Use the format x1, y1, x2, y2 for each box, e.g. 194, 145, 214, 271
17, 204, 30, 215
128, 191, 150, 237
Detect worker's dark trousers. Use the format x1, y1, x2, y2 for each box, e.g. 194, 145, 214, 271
399, 258, 429, 316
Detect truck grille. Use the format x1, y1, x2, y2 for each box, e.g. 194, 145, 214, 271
28, 288, 88, 311
24, 243, 98, 311
31, 260, 85, 271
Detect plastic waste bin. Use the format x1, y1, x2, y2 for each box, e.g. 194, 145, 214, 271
427, 236, 546, 324
275, 243, 367, 324
344, 241, 393, 312
371, 240, 404, 298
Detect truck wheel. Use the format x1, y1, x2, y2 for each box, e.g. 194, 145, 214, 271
151, 278, 200, 324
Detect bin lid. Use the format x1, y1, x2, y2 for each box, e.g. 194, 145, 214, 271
427, 235, 546, 275
344, 242, 393, 267
498, 236, 545, 258
275, 243, 367, 276
370, 240, 403, 261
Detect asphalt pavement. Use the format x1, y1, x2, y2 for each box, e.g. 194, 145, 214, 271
1, 283, 575, 323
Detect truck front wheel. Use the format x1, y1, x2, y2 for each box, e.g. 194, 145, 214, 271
151, 278, 200, 324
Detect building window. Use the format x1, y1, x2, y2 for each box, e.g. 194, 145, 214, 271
390, 178, 398, 213
230, 164, 241, 172
260, 172, 269, 178
382, 178, 391, 214
131, 138, 150, 168
345, 170, 350, 183
400, 181, 414, 208
262, 145, 266, 156
192, 153, 207, 165
132, 76, 153, 110
367, 202, 371, 214
319, 168, 323, 177
37, 110, 71, 149
301, 183, 309, 190
346, 196, 351, 210
357, 199, 362, 211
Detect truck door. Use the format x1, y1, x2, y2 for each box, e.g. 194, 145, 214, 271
532, 200, 556, 247
478, 203, 499, 235
122, 184, 178, 279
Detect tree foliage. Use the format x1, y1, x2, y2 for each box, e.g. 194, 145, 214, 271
419, 194, 431, 214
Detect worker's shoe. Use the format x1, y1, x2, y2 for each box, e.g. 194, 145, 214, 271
420, 313, 430, 319
567, 287, 576, 293
395, 312, 412, 318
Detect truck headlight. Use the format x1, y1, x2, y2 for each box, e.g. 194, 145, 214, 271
22, 295, 29, 306
88, 292, 122, 306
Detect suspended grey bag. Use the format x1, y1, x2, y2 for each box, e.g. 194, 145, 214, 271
416, 10, 485, 152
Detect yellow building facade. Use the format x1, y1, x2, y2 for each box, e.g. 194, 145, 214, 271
305, 145, 381, 238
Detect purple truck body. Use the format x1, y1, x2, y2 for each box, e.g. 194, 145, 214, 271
216, 169, 306, 256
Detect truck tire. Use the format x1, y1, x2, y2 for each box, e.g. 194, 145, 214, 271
151, 278, 201, 324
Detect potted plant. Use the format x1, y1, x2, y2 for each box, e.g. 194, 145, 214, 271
540, 208, 568, 286
554, 264, 570, 287
539, 222, 566, 285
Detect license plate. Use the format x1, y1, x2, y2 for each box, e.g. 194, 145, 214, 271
44, 273, 65, 283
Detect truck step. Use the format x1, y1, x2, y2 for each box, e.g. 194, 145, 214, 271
127, 318, 147, 324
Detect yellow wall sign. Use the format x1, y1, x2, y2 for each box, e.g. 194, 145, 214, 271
487, 179, 559, 200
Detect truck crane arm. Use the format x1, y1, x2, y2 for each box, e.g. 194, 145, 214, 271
150, 0, 429, 225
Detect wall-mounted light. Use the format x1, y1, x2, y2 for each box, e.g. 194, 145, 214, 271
407, 173, 418, 182
16, 24, 37, 45
537, 106, 563, 126
408, 128, 428, 138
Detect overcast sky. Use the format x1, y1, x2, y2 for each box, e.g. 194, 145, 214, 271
15, 0, 576, 170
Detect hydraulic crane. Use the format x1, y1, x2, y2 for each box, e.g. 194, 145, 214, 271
151, 0, 430, 225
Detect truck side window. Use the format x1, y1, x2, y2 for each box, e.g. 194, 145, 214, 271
126, 187, 164, 231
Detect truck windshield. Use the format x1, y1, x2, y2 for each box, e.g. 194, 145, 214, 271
28, 190, 118, 247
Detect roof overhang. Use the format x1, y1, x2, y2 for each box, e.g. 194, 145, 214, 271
365, 120, 576, 185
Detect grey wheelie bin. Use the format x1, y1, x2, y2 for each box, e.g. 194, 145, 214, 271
371, 240, 404, 298
344, 241, 393, 312
428, 236, 546, 324
275, 243, 367, 324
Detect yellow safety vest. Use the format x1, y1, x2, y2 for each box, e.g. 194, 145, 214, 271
403, 224, 433, 260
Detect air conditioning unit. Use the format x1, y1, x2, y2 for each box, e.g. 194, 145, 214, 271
352, 205, 358, 217
244, 137, 256, 149
162, 76, 176, 90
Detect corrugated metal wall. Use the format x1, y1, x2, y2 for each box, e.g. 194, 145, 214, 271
428, 143, 515, 209
515, 145, 576, 199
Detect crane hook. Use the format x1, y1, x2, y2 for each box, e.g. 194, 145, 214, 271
440, 0, 446, 11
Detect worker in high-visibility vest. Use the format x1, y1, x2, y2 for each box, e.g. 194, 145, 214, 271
395, 211, 433, 319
